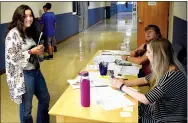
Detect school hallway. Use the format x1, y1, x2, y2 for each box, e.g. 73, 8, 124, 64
0, 1, 187, 123
1, 12, 137, 123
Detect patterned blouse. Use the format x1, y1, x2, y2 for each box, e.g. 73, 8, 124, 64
5, 27, 36, 104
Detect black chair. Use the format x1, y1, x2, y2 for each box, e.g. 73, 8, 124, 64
173, 44, 187, 73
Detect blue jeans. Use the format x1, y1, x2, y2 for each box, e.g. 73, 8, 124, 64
20, 69, 50, 123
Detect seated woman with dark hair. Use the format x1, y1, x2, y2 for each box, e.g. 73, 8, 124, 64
112, 38, 187, 122
122, 25, 162, 77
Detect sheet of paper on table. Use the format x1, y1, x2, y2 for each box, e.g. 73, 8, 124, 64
90, 86, 134, 111
67, 72, 111, 89
93, 55, 122, 64
123, 106, 134, 112
113, 65, 140, 76
120, 112, 132, 117
108, 62, 138, 71
101, 50, 130, 56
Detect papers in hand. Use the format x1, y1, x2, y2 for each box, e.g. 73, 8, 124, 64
37, 32, 43, 45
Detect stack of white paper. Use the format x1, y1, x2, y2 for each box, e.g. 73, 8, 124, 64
93, 55, 122, 64
90, 86, 134, 111
67, 79, 80, 89
100, 52, 113, 55
108, 63, 117, 70
88, 71, 101, 79
67, 79, 110, 89
114, 66, 140, 76
108, 62, 138, 71
115, 59, 138, 66
67, 72, 111, 89
101, 50, 130, 56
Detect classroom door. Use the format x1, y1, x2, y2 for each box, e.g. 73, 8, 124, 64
78, 2, 88, 32
137, 2, 169, 47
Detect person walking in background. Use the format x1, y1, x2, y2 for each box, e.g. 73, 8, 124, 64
5, 5, 50, 123
40, 3, 57, 60
125, 2, 128, 8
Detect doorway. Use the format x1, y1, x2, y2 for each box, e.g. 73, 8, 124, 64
137, 2, 169, 47
78, 2, 88, 32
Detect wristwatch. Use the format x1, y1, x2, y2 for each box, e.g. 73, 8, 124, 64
120, 83, 125, 91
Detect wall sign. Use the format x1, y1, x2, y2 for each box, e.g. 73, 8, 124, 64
148, 2, 157, 6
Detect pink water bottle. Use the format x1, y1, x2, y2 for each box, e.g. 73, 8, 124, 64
80, 71, 90, 107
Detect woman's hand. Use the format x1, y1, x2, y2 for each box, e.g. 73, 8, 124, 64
31, 45, 44, 55
111, 78, 124, 89
122, 55, 128, 61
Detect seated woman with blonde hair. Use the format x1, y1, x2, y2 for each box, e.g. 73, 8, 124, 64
112, 38, 187, 122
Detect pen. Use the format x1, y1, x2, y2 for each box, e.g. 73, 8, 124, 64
101, 54, 113, 55
94, 85, 109, 87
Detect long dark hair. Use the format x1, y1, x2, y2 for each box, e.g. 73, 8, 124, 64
6, 5, 38, 41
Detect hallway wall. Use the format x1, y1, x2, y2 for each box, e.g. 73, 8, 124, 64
0, 2, 106, 73
117, 2, 133, 13
168, 1, 187, 69
168, 2, 187, 42
88, 2, 105, 27
88, 2, 105, 9
105, 2, 133, 19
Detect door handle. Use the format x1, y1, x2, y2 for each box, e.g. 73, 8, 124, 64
138, 19, 143, 23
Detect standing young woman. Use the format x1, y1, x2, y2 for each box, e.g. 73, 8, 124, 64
5, 5, 50, 123
112, 38, 187, 122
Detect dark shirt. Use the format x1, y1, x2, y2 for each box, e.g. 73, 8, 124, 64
40, 12, 56, 37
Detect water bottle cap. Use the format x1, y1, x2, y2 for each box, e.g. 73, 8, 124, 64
79, 71, 89, 77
